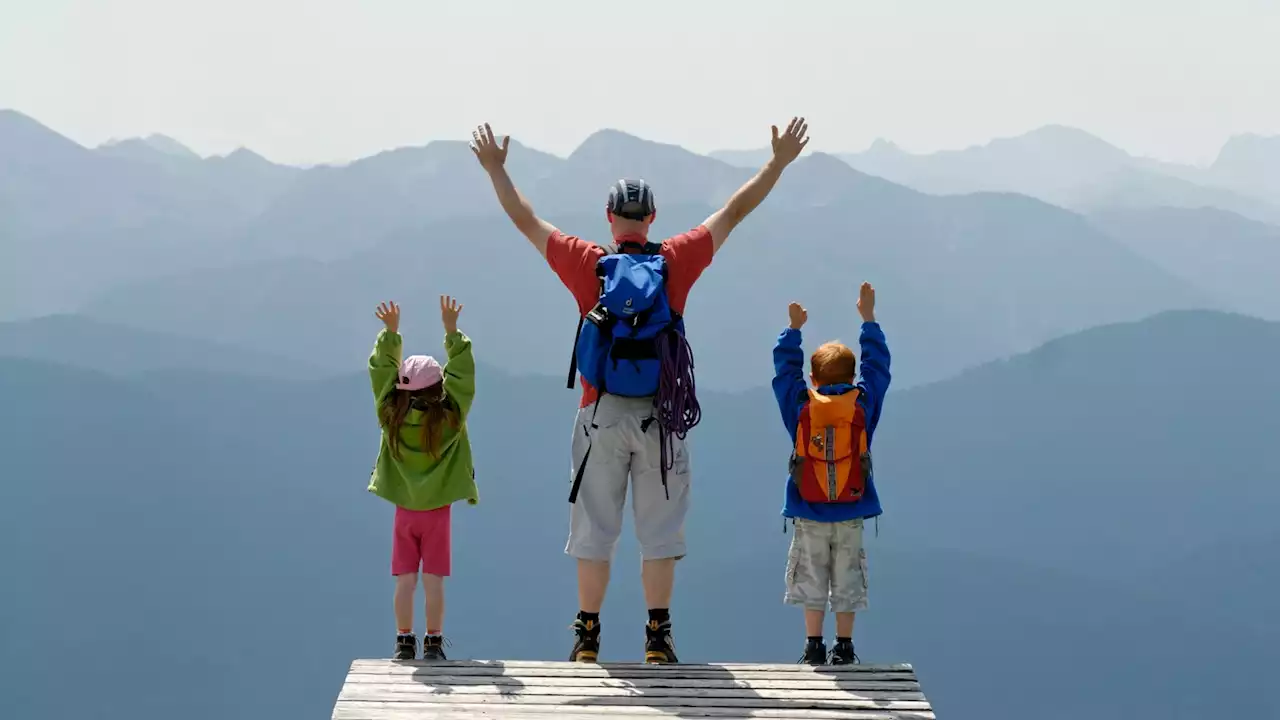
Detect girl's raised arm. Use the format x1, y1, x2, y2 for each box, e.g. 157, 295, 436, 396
370, 301, 403, 405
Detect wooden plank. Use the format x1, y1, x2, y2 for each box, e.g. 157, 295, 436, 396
333, 699, 936, 720
341, 680, 924, 702
341, 673, 922, 692
338, 684, 933, 711
350, 659, 913, 673
347, 663, 917, 683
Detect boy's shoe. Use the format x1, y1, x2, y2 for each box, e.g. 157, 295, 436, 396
393, 633, 417, 661
644, 620, 678, 664
570, 618, 600, 663
800, 638, 827, 665
829, 639, 860, 665
422, 634, 449, 661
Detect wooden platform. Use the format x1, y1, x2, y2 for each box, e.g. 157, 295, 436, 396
333, 659, 936, 719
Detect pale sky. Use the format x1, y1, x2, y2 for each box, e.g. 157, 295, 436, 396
1, 0, 1276, 167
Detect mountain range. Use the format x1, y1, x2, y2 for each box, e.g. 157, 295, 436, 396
9, 109, 1280, 391
713, 124, 1280, 223
2, 309, 1276, 720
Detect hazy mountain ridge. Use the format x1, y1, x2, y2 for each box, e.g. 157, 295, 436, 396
4, 109, 1274, 390
714, 124, 1280, 223
72, 149, 1216, 390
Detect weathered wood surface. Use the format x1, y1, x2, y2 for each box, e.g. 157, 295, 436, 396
333, 660, 936, 720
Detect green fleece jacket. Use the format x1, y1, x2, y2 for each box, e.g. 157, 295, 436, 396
367, 329, 478, 511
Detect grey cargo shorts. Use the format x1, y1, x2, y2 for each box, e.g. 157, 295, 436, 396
784, 517, 869, 613
565, 394, 691, 561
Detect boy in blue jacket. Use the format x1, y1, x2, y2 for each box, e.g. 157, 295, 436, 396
772, 282, 891, 665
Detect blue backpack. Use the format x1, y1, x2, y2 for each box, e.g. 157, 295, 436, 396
569, 242, 684, 397
566, 241, 701, 503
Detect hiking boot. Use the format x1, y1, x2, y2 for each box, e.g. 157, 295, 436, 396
393, 633, 417, 661
570, 618, 600, 663
830, 639, 860, 665
422, 634, 448, 661
644, 620, 678, 664
800, 638, 827, 665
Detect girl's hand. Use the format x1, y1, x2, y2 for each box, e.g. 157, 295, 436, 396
440, 295, 463, 335
375, 301, 401, 334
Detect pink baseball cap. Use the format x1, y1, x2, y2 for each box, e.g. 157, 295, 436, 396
396, 355, 443, 391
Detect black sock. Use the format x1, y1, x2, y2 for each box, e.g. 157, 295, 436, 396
577, 611, 600, 627
836, 636, 852, 644
648, 608, 670, 625
807, 636, 824, 644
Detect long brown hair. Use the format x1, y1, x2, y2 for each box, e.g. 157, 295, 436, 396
377, 382, 461, 460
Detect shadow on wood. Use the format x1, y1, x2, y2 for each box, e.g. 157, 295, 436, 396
333, 659, 937, 719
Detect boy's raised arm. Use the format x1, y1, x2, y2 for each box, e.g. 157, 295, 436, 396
703, 118, 810, 253
771, 302, 811, 441
471, 123, 560, 259
370, 301, 403, 404
439, 295, 476, 419
855, 283, 891, 417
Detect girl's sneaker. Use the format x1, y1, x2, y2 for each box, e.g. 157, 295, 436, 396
394, 633, 417, 660
423, 634, 449, 661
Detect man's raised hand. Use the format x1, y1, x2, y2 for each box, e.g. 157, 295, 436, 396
469, 123, 509, 173
788, 302, 808, 330
375, 301, 401, 334
771, 117, 810, 167
440, 295, 463, 335
857, 282, 876, 323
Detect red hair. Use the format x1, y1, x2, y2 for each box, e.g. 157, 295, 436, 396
810, 341, 856, 385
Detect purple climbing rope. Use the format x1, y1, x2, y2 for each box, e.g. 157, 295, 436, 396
654, 329, 701, 486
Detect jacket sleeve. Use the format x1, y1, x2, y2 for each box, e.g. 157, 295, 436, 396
771, 328, 808, 443
857, 322, 892, 434
443, 331, 476, 420
369, 329, 403, 411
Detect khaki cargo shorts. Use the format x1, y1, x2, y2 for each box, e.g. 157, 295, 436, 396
784, 517, 869, 613
564, 395, 691, 561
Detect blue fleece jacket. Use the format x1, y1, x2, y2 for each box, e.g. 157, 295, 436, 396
772, 322, 892, 522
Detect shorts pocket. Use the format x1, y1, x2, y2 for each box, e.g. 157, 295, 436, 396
858, 547, 869, 591
785, 535, 802, 587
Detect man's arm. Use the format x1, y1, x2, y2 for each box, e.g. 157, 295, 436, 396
470, 123, 559, 257
485, 165, 559, 258
704, 117, 810, 252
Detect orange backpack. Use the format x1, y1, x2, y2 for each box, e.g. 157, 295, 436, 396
788, 388, 873, 504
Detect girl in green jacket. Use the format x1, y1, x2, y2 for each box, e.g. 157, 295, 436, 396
369, 296, 477, 661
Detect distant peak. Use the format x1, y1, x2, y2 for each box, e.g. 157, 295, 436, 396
218, 147, 277, 166
99, 134, 200, 161
570, 128, 685, 160
0, 109, 87, 155
863, 138, 906, 156
141, 134, 200, 158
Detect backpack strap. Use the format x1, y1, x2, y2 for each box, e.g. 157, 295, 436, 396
566, 244, 620, 390
568, 395, 604, 504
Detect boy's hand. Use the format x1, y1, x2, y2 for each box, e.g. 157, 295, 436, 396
375, 301, 400, 334
440, 295, 463, 335
788, 302, 808, 330
469, 123, 509, 174
857, 282, 876, 322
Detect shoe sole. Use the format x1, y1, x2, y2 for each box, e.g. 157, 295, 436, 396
645, 652, 677, 664
572, 651, 598, 663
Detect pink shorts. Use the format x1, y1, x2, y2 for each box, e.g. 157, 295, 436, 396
391, 504, 452, 577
